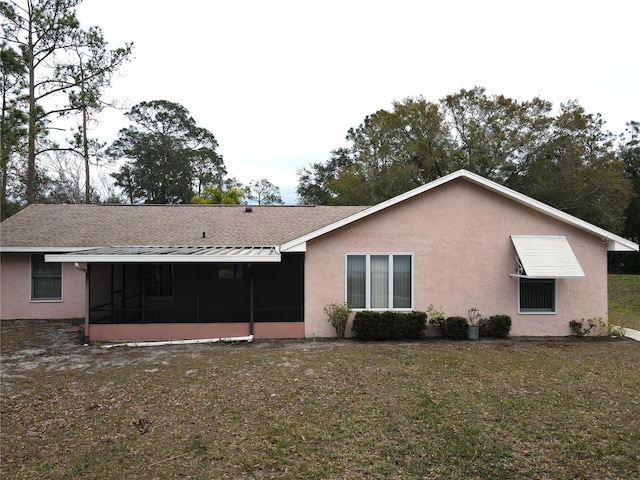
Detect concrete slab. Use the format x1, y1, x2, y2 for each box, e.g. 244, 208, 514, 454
623, 327, 640, 342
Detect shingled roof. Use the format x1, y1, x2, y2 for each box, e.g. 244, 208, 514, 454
0, 204, 368, 249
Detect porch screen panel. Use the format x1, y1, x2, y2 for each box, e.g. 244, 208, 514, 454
370, 255, 389, 308
347, 255, 366, 308
392, 255, 411, 308
144, 264, 173, 297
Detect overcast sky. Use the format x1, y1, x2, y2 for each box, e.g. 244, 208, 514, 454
76, 0, 640, 203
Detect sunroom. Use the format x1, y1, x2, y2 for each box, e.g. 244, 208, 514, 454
47, 247, 305, 341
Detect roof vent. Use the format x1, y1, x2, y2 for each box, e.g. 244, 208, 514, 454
245, 206, 253, 213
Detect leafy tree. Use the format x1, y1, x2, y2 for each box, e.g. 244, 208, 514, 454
109, 100, 225, 204
616, 121, 640, 271
297, 88, 632, 231
192, 147, 227, 196
341, 97, 455, 204
190, 185, 246, 205
510, 102, 631, 232
621, 121, 640, 238
1, 0, 132, 205
0, 42, 27, 218
440, 86, 554, 182
349, 97, 454, 184
296, 147, 354, 205
297, 98, 455, 205
60, 25, 133, 203
1, 0, 83, 203
247, 178, 283, 205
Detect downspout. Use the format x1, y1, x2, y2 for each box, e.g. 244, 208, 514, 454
74, 262, 89, 341
101, 335, 254, 349
249, 264, 254, 336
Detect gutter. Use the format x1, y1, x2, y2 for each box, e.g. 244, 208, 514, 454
100, 335, 254, 349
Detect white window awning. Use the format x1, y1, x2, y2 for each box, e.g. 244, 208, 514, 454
45, 246, 281, 263
510, 235, 585, 278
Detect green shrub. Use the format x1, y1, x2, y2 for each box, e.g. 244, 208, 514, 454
352, 311, 427, 341
323, 302, 351, 339
479, 315, 512, 338
398, 311, 428, 339
569, 319, 592, 337
352, 311, 395, 340
569, 317, 626, 338
441, 316, 468, 340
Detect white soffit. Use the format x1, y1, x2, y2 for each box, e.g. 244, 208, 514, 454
45, 246, 281, 263
511, 235, 585, 278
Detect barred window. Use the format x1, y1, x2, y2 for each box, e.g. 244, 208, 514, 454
519, 278, 556, 313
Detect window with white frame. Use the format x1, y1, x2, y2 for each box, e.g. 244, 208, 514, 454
31, 254, 62, 301
519, 278, 556, 313
346, 254, 412, 309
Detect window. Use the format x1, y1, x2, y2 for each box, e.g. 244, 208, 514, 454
346, 254, 412, 309
218, 264, 244, 280
31, 254, 62, 301
519, 278, 556, 313
144, 264, 173, 297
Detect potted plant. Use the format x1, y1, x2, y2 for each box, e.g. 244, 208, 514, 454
466, 307, 482, 341
425, 304, 445, 337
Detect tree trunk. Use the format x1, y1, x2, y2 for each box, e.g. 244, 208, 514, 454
26, 13, 36, 204
83, 104, 90, 203
1, 77, 8, 216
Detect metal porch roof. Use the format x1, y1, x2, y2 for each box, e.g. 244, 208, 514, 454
510, 235, 585, 278
45, 246, 281, 263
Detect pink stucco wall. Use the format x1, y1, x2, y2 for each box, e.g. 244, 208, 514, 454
1, 253, 86, 320
88, 322, 304, 341
304, 178, 608, 337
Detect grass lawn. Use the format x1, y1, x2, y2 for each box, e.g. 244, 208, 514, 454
1, 321, 639, 480
609, 274, 640, 331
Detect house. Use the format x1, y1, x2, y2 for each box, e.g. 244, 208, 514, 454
1, 170, 637, 341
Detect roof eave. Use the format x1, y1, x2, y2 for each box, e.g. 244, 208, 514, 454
0, 246, 94, 253
45, 245, 283, 263
46, 253, 282, 263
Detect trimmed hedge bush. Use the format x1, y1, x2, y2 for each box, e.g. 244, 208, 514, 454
352, 311, 427, 341
479, 315, 512, 338
441, 316, 468, 340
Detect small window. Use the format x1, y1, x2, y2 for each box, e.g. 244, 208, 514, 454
144, 264, 173, 297
218, 264, 244, 280
519, 278, 556, 313
346, 254, 412, 310
31, 254, 62, 301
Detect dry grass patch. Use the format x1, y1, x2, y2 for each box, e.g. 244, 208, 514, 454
1, 321, 639, 479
